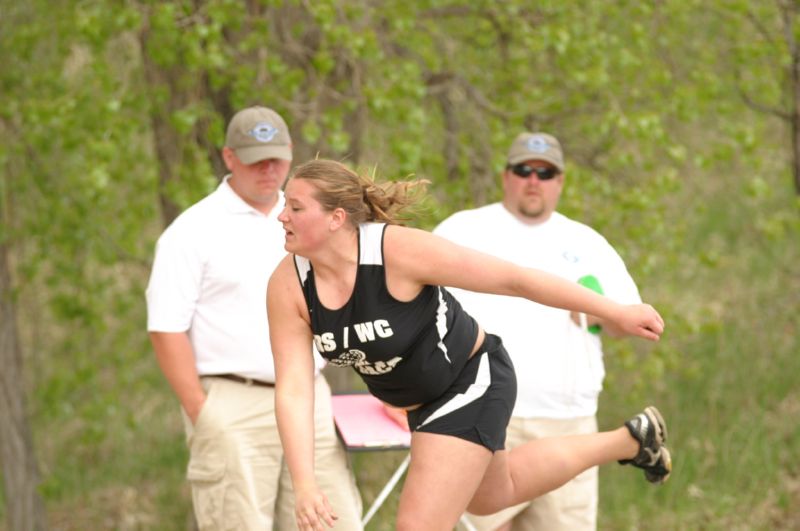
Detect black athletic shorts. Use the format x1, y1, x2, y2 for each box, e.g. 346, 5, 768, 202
406, 333, 517, 452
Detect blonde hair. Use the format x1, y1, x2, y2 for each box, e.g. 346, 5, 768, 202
290, 159, 428, 227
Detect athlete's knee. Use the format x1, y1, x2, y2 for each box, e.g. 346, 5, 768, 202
467, 476, 515, 516
467, 492, 507, 516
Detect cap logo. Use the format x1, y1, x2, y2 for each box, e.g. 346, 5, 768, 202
248, 122, 279, 143
526, 136, 551, 153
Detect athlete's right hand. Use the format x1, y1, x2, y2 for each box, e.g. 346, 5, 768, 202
295, 485, 338, 530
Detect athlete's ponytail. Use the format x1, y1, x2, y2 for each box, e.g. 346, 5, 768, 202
290, 159, 428, 226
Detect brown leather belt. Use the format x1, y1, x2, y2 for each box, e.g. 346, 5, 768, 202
208, 374, 275, 388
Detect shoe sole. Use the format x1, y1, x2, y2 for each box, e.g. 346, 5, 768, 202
644, 446, 672, 485
643, 406, 668, 447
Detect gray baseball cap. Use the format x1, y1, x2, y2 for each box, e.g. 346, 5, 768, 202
507, 132, 564, 172
225, 106, 292, 164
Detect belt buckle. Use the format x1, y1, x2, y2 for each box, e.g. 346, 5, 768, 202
242, 376, 255, 386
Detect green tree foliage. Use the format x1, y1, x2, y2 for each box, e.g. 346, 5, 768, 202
1, 0, 798, 528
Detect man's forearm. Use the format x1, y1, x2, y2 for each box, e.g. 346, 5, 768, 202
149, 331, 206, 422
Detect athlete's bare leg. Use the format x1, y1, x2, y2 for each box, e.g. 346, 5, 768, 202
395, 428, 638, 531
469, 427, 637, 515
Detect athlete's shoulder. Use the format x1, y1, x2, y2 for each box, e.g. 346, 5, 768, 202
270, 253, 297, 278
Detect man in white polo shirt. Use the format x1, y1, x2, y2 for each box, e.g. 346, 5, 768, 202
436, 132, 643, 531
146, 106, 362, 530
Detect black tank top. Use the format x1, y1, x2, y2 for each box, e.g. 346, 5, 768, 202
293, 223, 479, 407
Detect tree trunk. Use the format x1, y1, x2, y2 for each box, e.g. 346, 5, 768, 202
780, 0, 800, 194
792, 94, 800, 194
793, 40, 800, 195
0, 242, 48, 531
138, 20, 186, 228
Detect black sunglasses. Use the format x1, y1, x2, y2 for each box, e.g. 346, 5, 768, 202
508, 163, 559, 180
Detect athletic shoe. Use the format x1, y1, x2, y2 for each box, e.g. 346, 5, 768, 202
643, 446, 672, 485
619, 406, 672, 484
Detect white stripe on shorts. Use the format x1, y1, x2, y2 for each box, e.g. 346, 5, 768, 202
417, 352, 491, 429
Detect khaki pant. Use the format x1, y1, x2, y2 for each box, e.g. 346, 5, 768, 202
462, 416, 599, 531
183, 376, 362, 530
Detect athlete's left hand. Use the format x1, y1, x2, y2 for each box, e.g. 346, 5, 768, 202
615, 303, 664, 341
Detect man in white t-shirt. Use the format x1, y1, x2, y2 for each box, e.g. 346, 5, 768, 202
146, 106, 362, 530
436, 132, 642, 531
